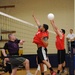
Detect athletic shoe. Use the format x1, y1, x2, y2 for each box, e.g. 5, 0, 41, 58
61, 70, 67, 73
26, 72, 33, 75
56, 73, 61, 75
51, 71, 56, 75
61, 70, 68, 75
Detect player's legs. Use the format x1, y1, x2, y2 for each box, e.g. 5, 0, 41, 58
43, 64, 47, 75
37, 47, 46, 75
23, 59, 32, 74
23, 59, 30, 71
35, 65, 40, 75
62, 50, 66, 71
57, 50, 65, 75
62, 50, 66, 73
10, 57, 33, 75
44, 64, 47, 72
42, 60, 51, 68
35, 64, 47, 75
40, 63, 44, 75
61, 61, 66, 73
35, 70, 39, 75
62, 61, 66, 67
42, 60, 56, 75
11, 68, 17, 75
16, 57, 33, 75
62, 61, 68, 75
57, 64, 63, 74
37, 47, 56, 75
42, 47, 56, 75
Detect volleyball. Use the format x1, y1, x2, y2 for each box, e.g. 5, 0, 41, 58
47, 13, 54, 20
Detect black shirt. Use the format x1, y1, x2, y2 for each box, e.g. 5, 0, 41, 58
3, 39, 20, 55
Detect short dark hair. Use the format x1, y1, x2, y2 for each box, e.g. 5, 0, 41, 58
43, 24, 49, 31
70, 29, 73, 31
8, 33, 13, 38
61, 29, 65, 34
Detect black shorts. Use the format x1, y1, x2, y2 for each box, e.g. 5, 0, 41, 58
37, 47, 47, 64
57, 49, 66, 64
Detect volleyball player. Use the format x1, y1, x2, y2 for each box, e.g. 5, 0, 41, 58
32, 14, 56, 75
2, 33, 33, 75
50, 20, 66, 75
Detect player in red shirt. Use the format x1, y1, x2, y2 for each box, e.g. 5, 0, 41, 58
50, 20, 66, 75
32, 14, 56, 75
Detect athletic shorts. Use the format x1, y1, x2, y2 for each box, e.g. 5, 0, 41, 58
9, 56, 26, 69
37, 64, 47, 72
37, 47, 47, 64
57, 49, 66, 64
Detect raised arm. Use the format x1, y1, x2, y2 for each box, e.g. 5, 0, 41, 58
50, 20, 62, 37
32, 14, 41, 27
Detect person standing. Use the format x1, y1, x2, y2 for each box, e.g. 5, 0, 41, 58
50, 20, 66, 75
67, 29, 75, 49
67, 29, 75, 42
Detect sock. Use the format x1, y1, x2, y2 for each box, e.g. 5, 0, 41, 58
49, 67, 53, 71
62, 66, 65, 71
57, 70, 60, 74
41, 72, 44, 75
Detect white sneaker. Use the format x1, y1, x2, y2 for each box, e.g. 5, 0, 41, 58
61, 70, 68, 75
56, 73, 61, 75
26, 72, 33, 75
61, 70, 67, 73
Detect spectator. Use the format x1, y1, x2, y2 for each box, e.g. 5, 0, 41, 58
67, 29, 75, 51
67, 29, 75, 42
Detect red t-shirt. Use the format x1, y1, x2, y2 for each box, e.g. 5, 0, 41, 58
33, 29, 49, 47
56, 34, 65, 50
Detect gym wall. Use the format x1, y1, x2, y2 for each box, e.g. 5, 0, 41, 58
0, 0, 74, 54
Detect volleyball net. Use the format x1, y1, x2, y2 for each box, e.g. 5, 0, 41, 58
0, 12, 56, 54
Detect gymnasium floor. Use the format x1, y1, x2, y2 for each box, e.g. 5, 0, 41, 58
2, 68, 69, 75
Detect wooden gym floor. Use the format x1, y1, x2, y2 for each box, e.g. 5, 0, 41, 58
1, 68, 69, 75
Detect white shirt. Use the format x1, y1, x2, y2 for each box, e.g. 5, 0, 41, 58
67, 33, 75, 40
